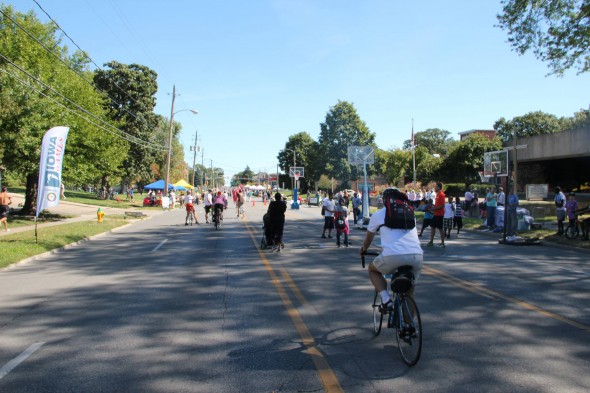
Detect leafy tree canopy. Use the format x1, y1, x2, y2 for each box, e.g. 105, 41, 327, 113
493, 110, 568, 141
497, 0, 590, 75
436, 133, 503, 187
233, 166, 255, 185
317, 100, 376, 186
277, 131, 318, 190
402, 128, 454, 155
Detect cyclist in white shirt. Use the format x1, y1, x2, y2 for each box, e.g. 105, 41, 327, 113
184, 191, 199, 225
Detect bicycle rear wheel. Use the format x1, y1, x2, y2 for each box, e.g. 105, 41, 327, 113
565, 224, 579, 239
372, 291, 383, 335
395, 295, 422, 367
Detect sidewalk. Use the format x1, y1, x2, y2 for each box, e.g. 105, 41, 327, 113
0, 193, 165, 236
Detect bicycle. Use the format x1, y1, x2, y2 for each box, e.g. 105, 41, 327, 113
187, 211, 194, 226
213, 206, 224, 230
362, 251, 423, 367
565, 217, 588, 239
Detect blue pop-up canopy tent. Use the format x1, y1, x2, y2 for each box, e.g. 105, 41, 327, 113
144, 180, 175, 190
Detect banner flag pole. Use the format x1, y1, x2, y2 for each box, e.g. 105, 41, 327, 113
35, 126, 70, 242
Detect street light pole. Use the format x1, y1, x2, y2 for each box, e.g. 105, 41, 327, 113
164, 84, 198, 196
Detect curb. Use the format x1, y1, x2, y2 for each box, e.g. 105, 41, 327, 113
0, 215, 155, 272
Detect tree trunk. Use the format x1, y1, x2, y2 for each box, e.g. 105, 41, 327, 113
21, 172, 38, 216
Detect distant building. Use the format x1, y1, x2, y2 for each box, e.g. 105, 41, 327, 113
458, 129, 497, 141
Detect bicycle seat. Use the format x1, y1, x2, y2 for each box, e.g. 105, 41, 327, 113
390, 265, 415, 294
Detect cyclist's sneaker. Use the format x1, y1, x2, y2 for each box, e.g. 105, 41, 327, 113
379, 300, 393, 314
185, 222, 188, 226
436, 243, 446, 248
280, 242, 284, 249
321, 234, 327, 239
426, 242, 433, 247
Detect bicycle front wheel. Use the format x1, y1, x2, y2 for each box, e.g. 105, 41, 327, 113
395, 295, 422, 367
372, 291, 383, 335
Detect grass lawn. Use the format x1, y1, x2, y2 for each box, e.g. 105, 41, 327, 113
0, 215, 131, 268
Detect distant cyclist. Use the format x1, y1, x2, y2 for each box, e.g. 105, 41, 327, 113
184, 190, 199, 225
213, 191, 228, 222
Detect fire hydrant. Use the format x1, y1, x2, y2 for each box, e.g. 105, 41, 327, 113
97, 207, 105, 223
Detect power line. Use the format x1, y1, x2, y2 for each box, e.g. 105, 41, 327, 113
2, 4, 160, 136
0, 57, 166, 151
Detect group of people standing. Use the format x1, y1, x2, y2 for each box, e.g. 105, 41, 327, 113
319, 190, 364, 248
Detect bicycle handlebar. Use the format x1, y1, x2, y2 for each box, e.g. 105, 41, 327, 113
360, 251, 379, 268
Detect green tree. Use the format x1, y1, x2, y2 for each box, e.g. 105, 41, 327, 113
0, 5, 125, 213
567, 108, 590, 130
497, 0, 590, 75
316, 174, 333, 191
437, 134, 503, 187
415, 146, 443, 182
402, 128, 454, 155
277, 132, 319, 190
493, 111, 567, 141
377, 148, 412, 185
93, 61, 161, 187
233, 166, 255, 185
317, 101, 376, 188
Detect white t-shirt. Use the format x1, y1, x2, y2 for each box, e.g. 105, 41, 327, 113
322, 198, 335, 217
444, 203, 455, 218
367, 208, 423, 256
555, 192, 566, 211
204, 193, 212, 206
464, 191, 474, 201
184, 195, 194, 205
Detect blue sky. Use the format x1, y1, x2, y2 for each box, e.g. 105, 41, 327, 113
7, 0, 590, 182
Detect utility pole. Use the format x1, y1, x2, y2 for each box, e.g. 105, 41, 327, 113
191, 128, 198, 189
210, 159, 214, 189
201, 148, 204, 190
164, 85, 176, 196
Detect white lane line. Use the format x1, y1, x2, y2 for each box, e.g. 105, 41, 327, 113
152, 239, 168, 252
0, 342, 45, 380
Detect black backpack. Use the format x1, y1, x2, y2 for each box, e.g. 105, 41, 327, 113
381, 189, 416, 230
335, 212, 346, 230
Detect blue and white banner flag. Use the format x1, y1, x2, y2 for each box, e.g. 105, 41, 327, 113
36, 126, 69, 217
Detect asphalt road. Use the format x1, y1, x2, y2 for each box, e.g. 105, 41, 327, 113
0, 198, 589, 392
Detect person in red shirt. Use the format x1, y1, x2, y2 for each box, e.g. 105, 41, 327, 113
427, 182, 446, 248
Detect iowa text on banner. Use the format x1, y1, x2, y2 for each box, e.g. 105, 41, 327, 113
36, 126, 69, 217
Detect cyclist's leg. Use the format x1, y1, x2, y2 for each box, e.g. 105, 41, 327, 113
368, 256, 390, 306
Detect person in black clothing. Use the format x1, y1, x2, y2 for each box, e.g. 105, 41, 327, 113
267, 192, 287, 251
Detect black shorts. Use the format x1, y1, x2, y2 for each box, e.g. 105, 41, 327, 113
0, 205, 8, 218
432, 215, 443, 229
453, 216, 463, 229
324, 216, 334, 230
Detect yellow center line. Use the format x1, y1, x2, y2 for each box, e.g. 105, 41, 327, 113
243, 219, 344, 393
424, 266, 590, 333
